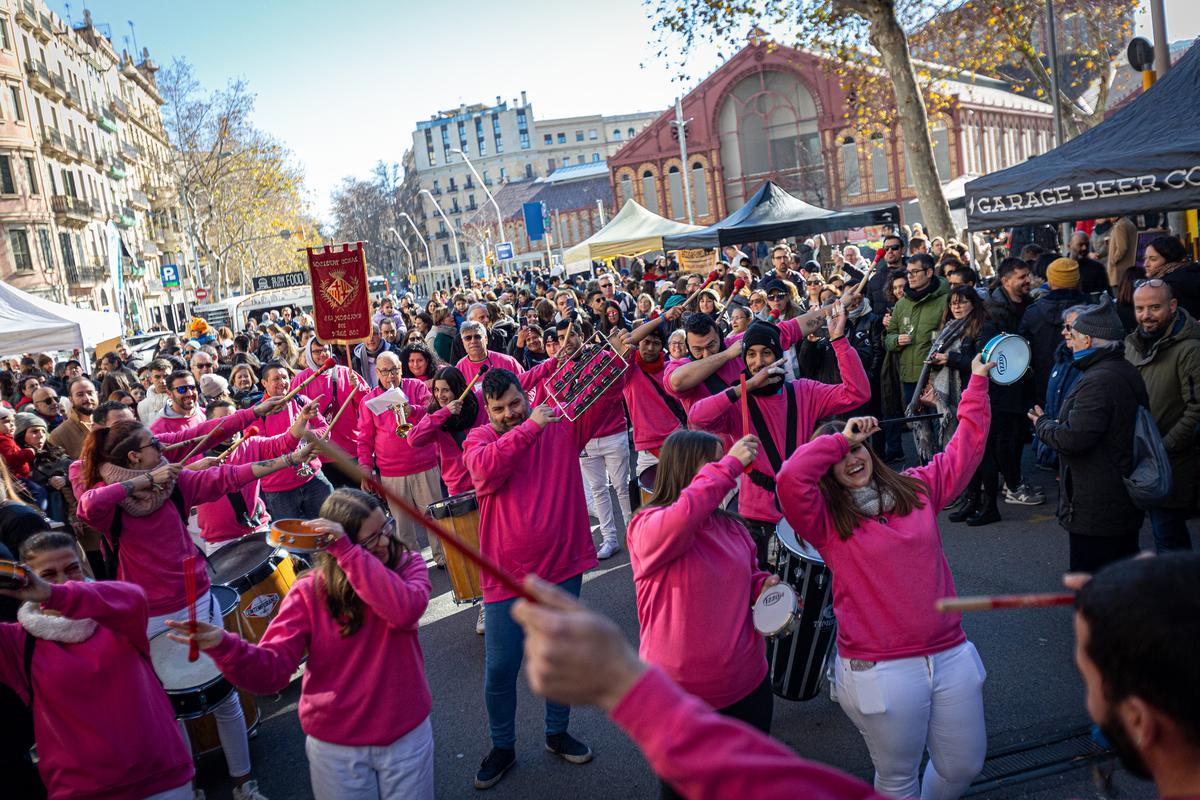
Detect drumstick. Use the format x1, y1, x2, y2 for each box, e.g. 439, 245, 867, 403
182, 554, 199, 662
180, 418, 232, 463
739, 375, 750, 435
456, 365, 489, 404
215, 425, 260, 462
876, 411, 943, 426
161, 433, 208, 452
304, 433, 536, 603
936, 592, 1074, 613
279, 357, 337, 404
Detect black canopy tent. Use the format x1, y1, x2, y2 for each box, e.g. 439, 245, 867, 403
661, 180, 899, 250
964, 39, 1200, 230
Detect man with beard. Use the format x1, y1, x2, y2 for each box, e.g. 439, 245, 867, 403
1073, 554, 1200, 797
622, 325, 686, 478
47, 377, 97, 460
688, 315, 870, 567
866, 233, 907, 312
1068, 231, 1111, 297
463, 351, 630, 791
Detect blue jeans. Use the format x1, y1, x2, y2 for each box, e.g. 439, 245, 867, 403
484, 574, 583, 749
885, 381, 917, 458
262, 472, 333, 521
1147, 506, 1193, 553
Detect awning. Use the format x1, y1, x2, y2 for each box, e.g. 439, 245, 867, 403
563, 199, 704, 269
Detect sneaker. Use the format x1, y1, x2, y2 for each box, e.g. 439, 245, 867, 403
232, 781, 268, 800
596, 539, 621, 560
1004, 485, 1045, 506
474, 747, 516, 790
545, 732, 593, 764
475, 605, 486, 635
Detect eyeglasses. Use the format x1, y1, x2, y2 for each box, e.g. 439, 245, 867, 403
772, 254, 787, 260
139, 437, 162, 451
360, 517, 397, 549
461, 334, 483, 342
885, 243, 904, 252
36, 397, 58, 405
377, 367, 399, 376
767, 292, 786, 300
193, 362, 213, 371
906, 268, 930, 276
1134, 278, 1166, 289
173, 385, 198, 395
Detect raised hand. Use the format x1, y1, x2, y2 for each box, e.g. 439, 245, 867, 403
728, 435, 760, 468
164, 618, 224, 651
841, 416, 880, 446
530, 404, 562, 428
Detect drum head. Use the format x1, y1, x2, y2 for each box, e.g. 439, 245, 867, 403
209, 536, 275, 584
638, 465, 657, 495
209, 585, 240, 617
775, 518, 824, 563
753, 583, 798, 636
983, 334, 1031, 385
149, 631, 222, 691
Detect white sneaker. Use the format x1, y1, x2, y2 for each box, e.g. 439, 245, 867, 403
475, 605, 485, 635
232, 780, 268, 800
597, 540, 621, 560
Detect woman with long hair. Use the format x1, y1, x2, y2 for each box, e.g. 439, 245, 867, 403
627, 430, 774, 800
229, 363, 262, 409
777, 355, 995, 800
599, 300, 629, 336
271, 329, 301, 368
408, 366, 486, 500
399, 341, 440, 386
167, 489, 434, 800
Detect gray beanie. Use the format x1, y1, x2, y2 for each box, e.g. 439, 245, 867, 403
14, 412, 46, 437
1071, 294, 1125, 342
200, 373, 229, 400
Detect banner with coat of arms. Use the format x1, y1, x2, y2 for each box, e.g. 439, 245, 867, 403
307, 242, 371, 345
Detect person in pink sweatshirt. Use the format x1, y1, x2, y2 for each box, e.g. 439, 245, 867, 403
689, 313, 870, 567
293, 338, 367, 489
0, 531, 195, 800
151, 371, 285, 465
408, 365, 486, 498
165, 488, 434, 800
628, 428, 781, 800
357, 350, 442, 563
775, 356, 996, 800
456, 319, 524, 386
621, 325, 686, 479
462, 347, 630, 791
256, 362, 333, 521
77, 418, 316, 800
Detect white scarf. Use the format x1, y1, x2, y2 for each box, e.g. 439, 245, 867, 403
19, 601, 97, 643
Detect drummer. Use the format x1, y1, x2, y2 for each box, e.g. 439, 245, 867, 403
293, 338, 367, 489
626, 430, 777, 800
256, 362, 334, 521
621, 325, 687, 477
166, 489, 435, 800
0, 532, 195, 800
77, 420, 318, 800
775, 355, 996, 800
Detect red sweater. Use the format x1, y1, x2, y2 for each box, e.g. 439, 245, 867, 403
777, 373, 991, 661
357, 380, 437, 478
627, 455, 770, 707
0, 432, 35, 478
209, 538, 432, 746
406, 390, 487, 496
0, 581, 193, 800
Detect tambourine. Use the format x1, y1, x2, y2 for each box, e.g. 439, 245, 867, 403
268, 519, 333, 554
752, 582, 800, 638
0, 559, 31, 591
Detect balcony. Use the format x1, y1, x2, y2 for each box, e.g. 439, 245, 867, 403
450, 205, 461, 214
464, 179, 476, 190
83, 98, 98, 122
141, 241, 161, 257
110, 97, 129, 119
466, 202, 478, 212
65, 263, 106, 286
40, 128, 69, 160
98, 114, 118, 134
121, 141, 142, 161
50, 72, 65, 99
114, 208, 136, 228
434, 231, 449, 240
148, 183, 175, 208
106, 156, 127, 180
64, 87, 82, 111
24, 60, 52, 95
34, 13, 51, 42
430, 187, 442, 196
446, 184, 458, 193
15, 2, 35, 30
128, 188, 150, 211
62, 135, 82, 162
52, 195, 93, 228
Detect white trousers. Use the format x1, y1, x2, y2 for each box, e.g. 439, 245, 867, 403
380, 468, 444, 563
635, 449, 659, 477
142, 783, 193, 800
147, 591, 252, 779
580, 431, 632, 544
305, 716, 435, 800
835, 640, 987, 800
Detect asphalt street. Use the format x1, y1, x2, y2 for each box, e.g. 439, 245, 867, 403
194, 450, 1181, 800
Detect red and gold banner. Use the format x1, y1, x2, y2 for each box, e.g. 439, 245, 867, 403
307, 242, 371, 345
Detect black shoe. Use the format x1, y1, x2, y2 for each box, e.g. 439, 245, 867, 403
948, 493, 980, 523
945, 491, 970, 513
966, 500, 1001, 526
474, 747, 516, 790
545, 732, 593, 764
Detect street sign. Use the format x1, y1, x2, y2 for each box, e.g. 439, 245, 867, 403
195, 287, 209, 301
159, 263, 180, 289
251, 270, 309, 293
495, 241, 514, 261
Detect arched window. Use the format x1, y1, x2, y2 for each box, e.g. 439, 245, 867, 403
619, 174, 634, 206
667, 165, 684, 220
641, 170, 658, 214
869, 133, 888, 193
628, 127, 636, 139
691, 162, 709, 217
613, 129, 622, 140
841, 137, 861, 196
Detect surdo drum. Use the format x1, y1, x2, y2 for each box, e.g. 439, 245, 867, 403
209, 535, 297, 643
426, 491, 483, 604
765, 518, 837, 702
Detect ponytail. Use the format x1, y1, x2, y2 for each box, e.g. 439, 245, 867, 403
81, 420, 146, 488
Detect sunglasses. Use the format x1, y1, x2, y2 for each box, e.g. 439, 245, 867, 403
462, 334, 483, 342
767, 292, 786, 300
1134, 278, 1166, 289
885, 243, 904, 252
36, 397, 58, 405
750, 298, 766, 306
194, 362, 213, 370
173, 385, 197, 395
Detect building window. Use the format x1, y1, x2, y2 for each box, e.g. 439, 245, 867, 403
556, 132, 565, 144
9, 86, 22, 122
548, 158, 556, 172
442, 243, 450, 262
641, 170, 658, 214
24, 157, 35, 195
575, 130, 584, 142
628, 128, 636, 139
58, 231, 74, 268
588, 129, 597, 140
841, 137, 861, 196
9, 228, 30, 270
543, 134, 552, 145
38, 228, 52, 269
0, 18, 10, 50
692, 162, 709, 217
519, 132, 529, 149
667, 166, 684, 220
562, 156, 570, 166
591, 153, 600, 162
613, 129, 621, 141
499, 166, 507, 180
432, 179, 440, 191
932, 126, 951, 178
524, 163, 533, 178
869, 134, 888, 193
0, 156, 13, 194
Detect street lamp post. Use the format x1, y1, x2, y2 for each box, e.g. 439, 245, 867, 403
419, 189, 464, 285
451, 148, 507, 272
224, 228, 292, 299
399, 212, 433, 289
387, 226, 416, 294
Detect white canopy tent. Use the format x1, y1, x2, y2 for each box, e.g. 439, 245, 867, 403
563, 200, 704, 273
0, 281, 122, 362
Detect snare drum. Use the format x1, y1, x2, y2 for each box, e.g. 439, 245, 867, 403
765, 519, 837, 702
209, 536, 297, 642
0, 559, 29, 590
268, 519, 333, 553
753, 582, 799, 638
182, 585, 261, 757
426, 491, 482, 604
638, 465, 657, 507
981, 333, 1031, 385
150, 612, 234, 720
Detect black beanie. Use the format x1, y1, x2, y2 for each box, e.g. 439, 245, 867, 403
741, 320, 783, 360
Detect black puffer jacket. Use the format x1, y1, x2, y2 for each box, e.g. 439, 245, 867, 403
1034, 347, 1148, 536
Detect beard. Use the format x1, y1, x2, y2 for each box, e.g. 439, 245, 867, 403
1100, 712, 1152, 780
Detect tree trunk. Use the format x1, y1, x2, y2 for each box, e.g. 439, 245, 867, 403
863, 0, 955, 240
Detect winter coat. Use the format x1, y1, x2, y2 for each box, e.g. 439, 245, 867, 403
1160, 262, 1200, 321
1019, 288, 1090, 407
884, 278, 949, 383
1124, 310, 1200, 510
1034, 347, 1148, 536
984, 286, 1033, 415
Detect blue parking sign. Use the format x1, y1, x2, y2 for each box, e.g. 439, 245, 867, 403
160, 264, 180, 288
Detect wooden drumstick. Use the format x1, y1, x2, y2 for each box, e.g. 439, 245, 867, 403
456, 364, 489, 404
182, 554, 200, 662
215, 425, 261, 462
304, 433, 536, 602
180, 418, 232, 463
279, 357, 337, 405
739, 375, 750, 435
935, 592, 1074, 613
162, 433, 209, 452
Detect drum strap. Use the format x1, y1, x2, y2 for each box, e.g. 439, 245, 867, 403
105, 486, 192, 575
448, 427, 469, 451
642, 369, 688, 426
702, 370, 731, 398
745, 384, 797, 501
225, 491, 256, 528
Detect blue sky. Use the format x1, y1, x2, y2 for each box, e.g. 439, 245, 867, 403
55, 0, 1200, 222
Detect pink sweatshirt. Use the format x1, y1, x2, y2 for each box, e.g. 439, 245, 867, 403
457, 350, 523, 386
209, 537, 432, 746
292, 364, 366, 455
688, 337, 870, 524
0, 581, 193, 800
357, 380, 437, 477
777, 373, 991, 661
196, 430, 300, 545
623, 361, 684, 451
78, 464, 257, 614
611, 666, 885, 800
152, 406, 258, 465
406, 390, 487, 495
257, 397, 328, 493
627, 455, 770, 707
463, 388, 620, 603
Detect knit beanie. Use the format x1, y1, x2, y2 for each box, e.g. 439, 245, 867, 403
200, 373, 229, 400
741, 320, 783, 359
13, 412, 42, 436
1045, 257, 1080, 289
1071, 294, 1125, 341
0, 406, 14, 421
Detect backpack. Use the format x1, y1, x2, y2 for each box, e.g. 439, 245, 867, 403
1124, 404, 1173, 509
1035, 346, 1081, 469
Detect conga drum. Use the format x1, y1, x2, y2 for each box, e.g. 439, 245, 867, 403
426, 491, 482, 604
209, 535, 297, 643
638, 465, 657, 506
183, 585, 261, 758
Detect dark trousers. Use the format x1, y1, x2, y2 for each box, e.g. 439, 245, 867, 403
746, 520, 777, 571
321, 460, 357, 490
1068, 532, 1140, 572
981, 412, 1026, 495
660, 674, 774, 800
884, 381, 917, 459
1147, 507, 1193, 552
